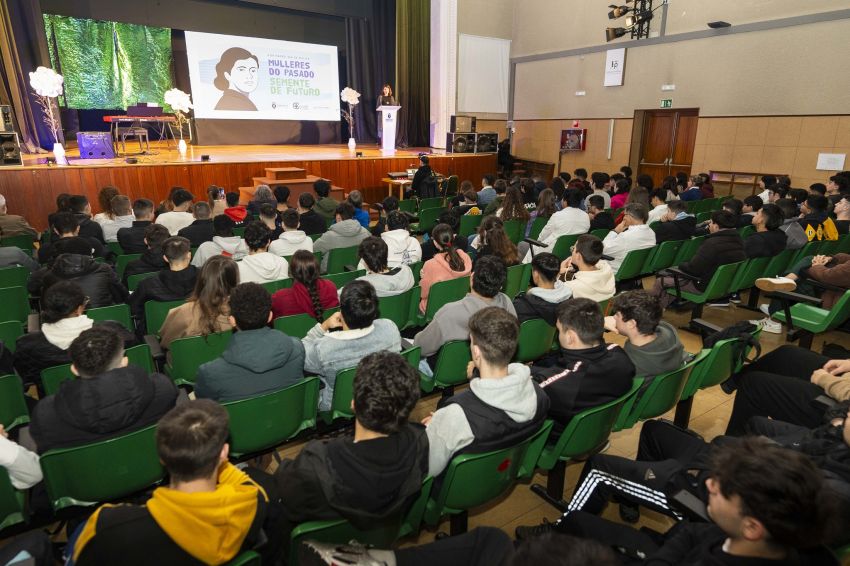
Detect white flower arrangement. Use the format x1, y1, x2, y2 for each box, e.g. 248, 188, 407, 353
28, 66, 64, 144
340, 87, 361, 139
163, 88, 193, 140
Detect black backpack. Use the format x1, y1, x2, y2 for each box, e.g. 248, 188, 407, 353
704, 321, 762, 393
418, 172, 439, 199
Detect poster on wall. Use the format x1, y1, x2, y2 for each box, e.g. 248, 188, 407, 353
604, 48, 626, 87
560, 129, 587, 152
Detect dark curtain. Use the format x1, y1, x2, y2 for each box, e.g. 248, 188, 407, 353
395, 0, 429, 148
0, 0, 56, 151
344, 0, 396, 144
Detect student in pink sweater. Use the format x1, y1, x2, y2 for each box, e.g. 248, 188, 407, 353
419, 223, 472, 313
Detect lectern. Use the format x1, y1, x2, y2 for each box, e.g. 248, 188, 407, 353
377, 105, 401, 155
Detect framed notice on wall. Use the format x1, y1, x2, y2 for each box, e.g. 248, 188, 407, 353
560, 129, 587, 152
604, 48, 626, 87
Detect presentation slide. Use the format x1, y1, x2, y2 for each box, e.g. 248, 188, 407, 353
184, 31, 340, 121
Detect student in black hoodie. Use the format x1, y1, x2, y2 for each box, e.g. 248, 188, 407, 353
37, 211, 108, 265
531, 298, 634, 433
274, 350, 428, 536
68, 194, 106, 244
744, 203, 786, 258
587, 195, 615, 231
176, 201, 215, 248
29, 326, 177, 453
129, 236, 198, 336
297, 192, 327, 236
513, 252, 574, 325
121, 223, 171, 286
117, 198, 155, 254
654, 200, 697, 243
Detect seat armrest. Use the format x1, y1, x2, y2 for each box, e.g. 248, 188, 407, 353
144, 334, 166, 361
800, 277, 846, 294
523, 237, 547, 248
811, 394, 839, 411
690, 319, 722, 334
662, 267, 699, 281
669, 489, 710, 522
766, 290, 823, 306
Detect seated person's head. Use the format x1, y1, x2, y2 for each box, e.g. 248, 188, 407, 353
437, 209, 460, 232
143, 223, 171, 251
742, 196, 763, 213
562, 188, 583, 209
768, 184, 788, 202
622, 202, 648, 225
493, 179, 508, 195
41, 280, 87, 324
610, 290, 662, 339
259, 203, 277, 224
171, 189, 193, 209
707, 437, 831, 552
253, 185, 274, 203
809, 183, 827, 196
760, 174, 776, 189
358, 236, 389, 273
587, 195, 605, 214
650, 189, 667, 206
225, 192, 240, 208
755, 203, 783, 231
55, 193, 71, 212
192, 255, 239, 305
348, 190, 363, 210
463, 189, 477, 204
788, 188, 808, 205
68, 195, 91, 215
52, 211, 80, 237
339, 280, 379, 330
574, 168, 588, 180
353, 351, 420, 434
193, 202, 212, 220
69, 326, 126, 378
156, 400, 230, 484
298, 192, 315, 211
207, 185, 224, 203
636, 174, 654, 191
243, 221, 272, 252
664, 200, 687, 220
471, 255, 507, 299
556, 298, 603, 349
273, 185, 290, 205
289, 250, 321, 286
802, 194, 829, 215
709, 210, 737, 232
313, 179, 332, 199
111, 195, 132, 217
228, 282, 272, 330
336, 201, 356, 222
774, 198, 798, 220
531, 252, 560, 288
468, 306, 519, 371
213, 214, 236, 237
381, 196, 399, 213
133, 198, 155, 221
482, 174, 495, 187
281, 208, 299, 231
162, 236, 191, 268
722, 198, 743, 216
571, 234, 604, 268
590, 172, 609, 190
386, 210, 409, 232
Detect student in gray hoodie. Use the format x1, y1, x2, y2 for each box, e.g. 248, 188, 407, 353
302, 280, 401, 411
354, 236, 414, 297
513, 252, 573, 325
603, 290, 687, 378
313, 202, 370, 272
423, 307, 549, 476
414, 255, 516, 362
191, 214, 249, 267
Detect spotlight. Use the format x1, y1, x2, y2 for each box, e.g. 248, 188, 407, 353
605, 27, 627, 42
626, 10, 653, 27
608, 4, 630, 19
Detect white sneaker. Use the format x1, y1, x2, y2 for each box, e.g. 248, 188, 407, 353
755, 277, 796, 293
759, 304, 771, 317
749, 317, 782, 334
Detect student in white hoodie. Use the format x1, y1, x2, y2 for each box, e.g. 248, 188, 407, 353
269, 208, 314, 257
558, 234, 616, 302
353, 236, 414, 297
191, 214, 249, 267
380, 210, 422, 267
237, 222, 289, 284
521, 189, 590, 262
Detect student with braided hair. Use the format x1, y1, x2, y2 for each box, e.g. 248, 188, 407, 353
419, 223, 473, 313
271, 250, 339, 320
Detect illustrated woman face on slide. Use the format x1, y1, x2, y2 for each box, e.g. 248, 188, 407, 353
227, 58, 258, 93
214, 47, 259, 111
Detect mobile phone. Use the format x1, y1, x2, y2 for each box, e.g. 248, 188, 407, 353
218, 187, 225, 199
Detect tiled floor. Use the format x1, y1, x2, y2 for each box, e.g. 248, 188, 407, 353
272, 283, 850, 548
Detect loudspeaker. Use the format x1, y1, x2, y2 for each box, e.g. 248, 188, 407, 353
0, 106, 12, 133
450, 115, 476, 133
0, 133, 22, 166
474, 132, 498, 153
76, 131, 115, 159
446, 133, 475, 153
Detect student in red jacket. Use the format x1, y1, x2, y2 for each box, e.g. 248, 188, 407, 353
271, 250, 338, 320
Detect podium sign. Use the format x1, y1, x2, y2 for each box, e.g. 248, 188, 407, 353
378, 105, 401, 155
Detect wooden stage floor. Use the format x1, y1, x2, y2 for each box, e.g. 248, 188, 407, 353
4, 142, 496, 230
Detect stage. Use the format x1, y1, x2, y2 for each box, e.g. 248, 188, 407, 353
1, 143, 496, 230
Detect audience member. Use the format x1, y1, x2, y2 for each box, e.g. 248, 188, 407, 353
646, 189, 669, 224
274, 185, 291, 212
557, 234, 616, 302
237, 222, 289, 284
477, 174, 497, 207
271, 250, 339, 320
745, 203, 787, 257
424, 307, 549, 476
270, 208, 314, 256
809, 182, 827, 196
302, 280, 401, 410
526, 188, 558, 237
678, 175, 704, 201
513, 252, 573, 325
421, 209, 468, 261
246, 185, 276, 218
177, 201, 214, 247
355, 236, 414, 297
117, 198, 155, 253
775, 198, 808, 249
370, 196, 401, 236
654, 200, 697, 244
34, 249, 127, 308
0, 245, 37, 272
609, 178, 631, 209
414, 255, 514, 360
601, 203, 655, 274
69, 194, 106, 244
827, 174, 850, 204
96, 195, 135, 243
454, 189, 479, 216
348, 190, 370, 228
585, 172, 612, 209
196, 283, 304, 402
481, 179, 508, 216
799, 194, 838, 241
531, 299, 634, 432
740, 195, 762, 227
419, 223, 472, 313
122, 224, 170, 285
159, 255, 237, 350
71, 400, 270, 565
0, 193, 37, 239
380, 210, 421, 266
523, 188, 590, 262
297, 192, 326, 235
410, 155, 436, 198
30, 326, 176, 453
207, 185, 227, 217
587, 195, 614, 231
312, 179, 339, 221
92, 186, 120, 227
274, 351, 427, 532
472, 215, 519, 267
223, 191, 248, 223
0, 424, 42, 490
835, 195, 850, 234
155, 188, 195, 235
313, 202, 371, 272
38, 211, 107, 264
497, 186, 531, 225
191, 214, 249, 267
259, 202, 283, 240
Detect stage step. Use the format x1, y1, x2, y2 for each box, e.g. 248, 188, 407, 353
265, 167, 306, 180
252, 175, 317, 187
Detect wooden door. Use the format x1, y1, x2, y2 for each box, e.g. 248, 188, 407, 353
638, 109, 699, 187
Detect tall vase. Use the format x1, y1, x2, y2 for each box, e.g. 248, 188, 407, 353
348, 137, 356, 152
178, 139, 187, 157
52, 142, 68, 165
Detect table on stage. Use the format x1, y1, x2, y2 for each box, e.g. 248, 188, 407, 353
381, 174, 446, 200
102, 115, 177, 153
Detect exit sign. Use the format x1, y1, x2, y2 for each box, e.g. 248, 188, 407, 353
660, 99, 673, 108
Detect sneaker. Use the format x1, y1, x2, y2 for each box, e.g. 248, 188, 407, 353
749, 317, 782, 334
516, 518, 558, 540
755, 277, 796, 293
758, 304, 771, 317
299, 540, 392, 566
